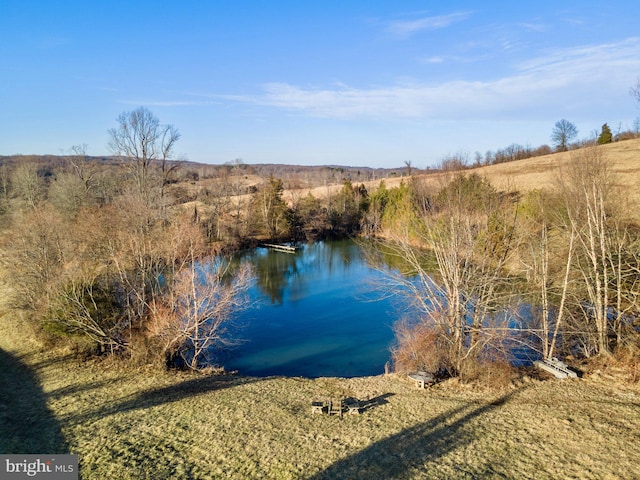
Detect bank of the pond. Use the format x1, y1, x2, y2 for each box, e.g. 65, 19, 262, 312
2, 309, 640, 479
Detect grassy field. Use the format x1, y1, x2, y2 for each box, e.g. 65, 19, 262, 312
474, 138, 640, 206
2, 308, 640, 479
281, 138, 640, 209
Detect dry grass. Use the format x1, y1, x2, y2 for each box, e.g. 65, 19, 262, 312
2, 309, 640, 479
473, 139, 640, 206
280, 139, 640, 210
183, 140, 640, 218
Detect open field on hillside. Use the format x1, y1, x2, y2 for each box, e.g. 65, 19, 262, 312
474, 139, 640, 206
2, 306, 640, 479
279, 139, 640, 208
174, 139, 640, 224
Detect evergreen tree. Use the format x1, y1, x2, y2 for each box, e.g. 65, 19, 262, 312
597, 123, 613, 144
251, 176, 291, 239
329, 180, 361, 235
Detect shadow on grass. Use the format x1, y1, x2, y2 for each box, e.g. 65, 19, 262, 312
309, 389, 522, 480
360, 393, 394, 412
17, 351, 78, 372
62, 373, 262, 426
0, 348, 69, 454
47, 380, 111, 401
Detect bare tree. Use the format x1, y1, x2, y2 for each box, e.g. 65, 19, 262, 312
47, 271, 127, 353
148, 223, 253, 369
631, 77, 640, 106
170, 261, 252, 370
607, 221, 640, 346
518, 190, 575, 359
12, 161, 43, 209
4, 205, 67, 312
551, 119, 578, 152
382, 173, 518, 375
107, 107, 180, 206
66, 144, 102, 198
404, 160, 413, 176
49, 145, 100, 215
558, 147, 634, 356
105, 195, 168, 337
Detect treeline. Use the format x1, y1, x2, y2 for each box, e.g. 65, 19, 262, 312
453, 120, 640, 170
0, 109, 396, 371
0, 155, 409, 192
370, 147, 640, 384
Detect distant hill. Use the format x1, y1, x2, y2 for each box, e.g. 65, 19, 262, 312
2, 138, 638, 208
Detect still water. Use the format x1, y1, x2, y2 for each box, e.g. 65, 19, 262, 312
224, 240, 401, 378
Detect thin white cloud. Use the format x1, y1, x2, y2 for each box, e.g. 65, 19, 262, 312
241, 37, 640, 121
388, 11, 471, 37
518, 22, 547, 33
517, 38, 640, 75
564, 18, 584, 26
420, 56, 445, 64
118, 91, 225, 107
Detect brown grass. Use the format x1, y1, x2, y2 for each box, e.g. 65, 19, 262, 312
473, 139, 640, 206
280, 139, 640, 210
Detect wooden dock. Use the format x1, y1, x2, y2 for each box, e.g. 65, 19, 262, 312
263, 243, 298, 253
534, 357, 577, 379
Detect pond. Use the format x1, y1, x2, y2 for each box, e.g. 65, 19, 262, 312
224, 239, 403, 378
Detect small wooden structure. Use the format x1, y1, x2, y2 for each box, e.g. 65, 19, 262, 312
534, 357, 578, 379
328, 398, 343, 417
311, 400, 326, 414
312, 397, 366, 416
263, 243, 297, 253
408, 371, 436, 389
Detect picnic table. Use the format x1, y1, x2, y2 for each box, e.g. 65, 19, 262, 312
311, 401, 326, 414
311, 397, 362, 416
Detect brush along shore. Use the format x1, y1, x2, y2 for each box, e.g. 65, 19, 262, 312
1, 311, 640, 480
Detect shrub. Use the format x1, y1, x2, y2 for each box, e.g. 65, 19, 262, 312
458, 356, 514, 390
391, 319, 454, 376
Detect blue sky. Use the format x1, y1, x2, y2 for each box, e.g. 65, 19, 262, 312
1, 1, 639, 168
